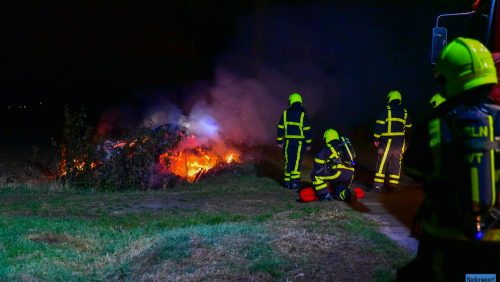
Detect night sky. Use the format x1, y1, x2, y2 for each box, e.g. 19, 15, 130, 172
0, 0, 473, 152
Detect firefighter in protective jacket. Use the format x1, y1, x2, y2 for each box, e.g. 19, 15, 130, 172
372, 90, 412, 191
277, 93, 312, 189
398, 38, 500, 280
311, 129, 356, 203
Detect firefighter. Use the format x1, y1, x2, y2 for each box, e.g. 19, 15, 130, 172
372, 90, 412, 192
276, 92, 312, 189
310, 129, 356, 203
398, 38, 500, 281
411, 93, 448, 237
428, 93, 448, 177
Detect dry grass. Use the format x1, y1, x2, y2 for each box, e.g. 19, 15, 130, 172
0, 174, 412, 281
26, 233, 91, 251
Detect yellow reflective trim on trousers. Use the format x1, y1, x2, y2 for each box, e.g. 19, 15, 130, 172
374, 178, 384, 183
315, 183, 328, 190
381, 132, 405, 136
489, 115, 496, 207
471, 167, 479, 212
313, 176, 323, 185
375, 173, 385, 177
377, 139, 392, 175
387, 107, 392, 133
397, 139, 405, 176
389, 174, 400, 179
328, 171, 341, 179
314, 158, 326, 164
339, 190, 346, 200
284, 140, 289, 171
293, 141, 302, 173
314, 171, 342, 181
389, 180, 399, 184
290, 174, 301, 179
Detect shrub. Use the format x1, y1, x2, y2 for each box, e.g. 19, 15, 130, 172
56, 107, 184, 191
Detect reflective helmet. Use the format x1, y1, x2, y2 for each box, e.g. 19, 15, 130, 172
387, 90, 402, 103
429, 93, 446, 108
435, 37, 498, 98
323, 129, 339, 143
289, 92, 303, 105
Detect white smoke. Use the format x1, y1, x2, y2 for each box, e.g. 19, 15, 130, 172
138, 1, 438, 147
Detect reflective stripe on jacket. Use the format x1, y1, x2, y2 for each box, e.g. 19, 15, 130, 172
374, 101, 412, 139
277, 103, 312, 144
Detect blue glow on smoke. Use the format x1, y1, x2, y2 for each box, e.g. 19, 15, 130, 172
197, 115, 220, 138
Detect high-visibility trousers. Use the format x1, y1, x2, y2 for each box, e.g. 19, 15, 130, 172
311, 167, 354, 200
374, 137, 405, 187
283, 139, 305, 185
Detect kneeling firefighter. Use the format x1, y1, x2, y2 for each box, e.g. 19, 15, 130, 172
311, 129, 357, 203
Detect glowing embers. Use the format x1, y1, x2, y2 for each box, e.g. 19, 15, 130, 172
159, 140, 240, 182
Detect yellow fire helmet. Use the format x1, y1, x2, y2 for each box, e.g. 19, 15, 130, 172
387, 90, 402, 103
323, 129, 339, 143
435, 37, 497, 98
289, 92, 303, 105
429, 93, 446, 108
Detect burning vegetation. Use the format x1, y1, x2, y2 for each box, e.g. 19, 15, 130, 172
54, 107, 243, 190
159, 146, 239, 182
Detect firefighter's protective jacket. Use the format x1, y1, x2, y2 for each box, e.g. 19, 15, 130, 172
405, 98, 500, 241
373, 100, 412, 140
313, 140, 354, 176
276, 103, 312, 145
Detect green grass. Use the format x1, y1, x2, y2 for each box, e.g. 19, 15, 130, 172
0, 173, 412, 281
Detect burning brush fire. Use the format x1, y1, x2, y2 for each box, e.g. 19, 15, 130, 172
158, 135, 240, 182
58, 128, 241, 184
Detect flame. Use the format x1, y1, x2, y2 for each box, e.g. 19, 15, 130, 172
57, 133, 240, 182
160, 146, 240, 182
225, 152, 239, 163
73, 159, 85, 171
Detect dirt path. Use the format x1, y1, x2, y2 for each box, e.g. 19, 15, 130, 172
350, 175, 423, 255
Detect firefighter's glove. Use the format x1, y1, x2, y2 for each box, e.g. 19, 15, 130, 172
277, 144, 283, 149
373, 141, 379, 148
306, 146, 312, 151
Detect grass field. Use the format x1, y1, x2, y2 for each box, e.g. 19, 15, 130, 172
0, 167, 412, 281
